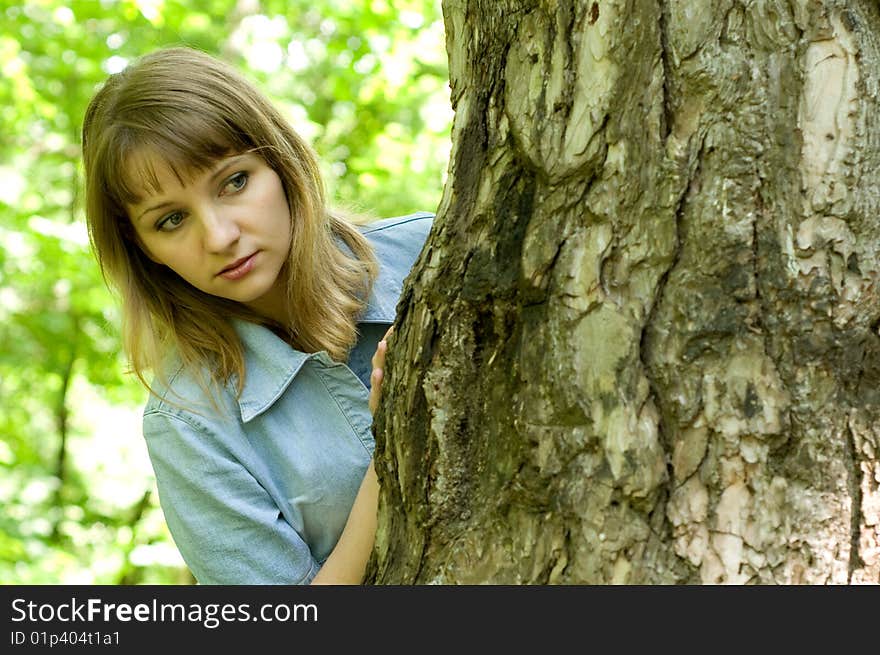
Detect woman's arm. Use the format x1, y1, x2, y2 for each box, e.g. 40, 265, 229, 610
310, 327, 391, 585
144, 411, 320, 584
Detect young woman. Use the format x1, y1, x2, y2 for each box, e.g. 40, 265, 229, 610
81, 46, 433, 584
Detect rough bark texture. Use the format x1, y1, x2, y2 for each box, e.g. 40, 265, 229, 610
367, 0, 880, 584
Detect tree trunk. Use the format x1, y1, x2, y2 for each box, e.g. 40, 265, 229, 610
367, 0, 880, 584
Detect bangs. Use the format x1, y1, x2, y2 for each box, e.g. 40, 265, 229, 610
105, 110, 252, 207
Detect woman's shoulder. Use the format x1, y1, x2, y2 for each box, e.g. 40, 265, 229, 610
357, 212, 434, 322
360, 211, 434, 272
142, 355, 233, 424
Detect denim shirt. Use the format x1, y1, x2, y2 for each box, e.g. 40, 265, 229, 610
142, 212, 433, 584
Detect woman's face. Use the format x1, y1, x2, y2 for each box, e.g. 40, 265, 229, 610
125, 151, 294, 322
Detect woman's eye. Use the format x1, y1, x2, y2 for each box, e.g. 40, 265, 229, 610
222, 171, 248, 194
156, 211, 185, 232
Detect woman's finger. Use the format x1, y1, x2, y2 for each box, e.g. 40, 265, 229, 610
371, 338, 387, 369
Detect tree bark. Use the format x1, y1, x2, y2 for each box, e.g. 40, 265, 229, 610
367, 0, 880, 584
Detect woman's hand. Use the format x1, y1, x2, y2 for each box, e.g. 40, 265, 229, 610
368, 326, 393, 415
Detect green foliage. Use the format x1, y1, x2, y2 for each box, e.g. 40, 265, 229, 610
0, 0, 448, 584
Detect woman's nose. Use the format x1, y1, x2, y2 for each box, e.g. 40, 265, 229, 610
201, 208, 241, 253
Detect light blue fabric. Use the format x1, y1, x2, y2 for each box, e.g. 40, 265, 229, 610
142, 212, 433, 584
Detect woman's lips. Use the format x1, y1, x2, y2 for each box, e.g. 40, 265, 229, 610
218, 253, 257, 280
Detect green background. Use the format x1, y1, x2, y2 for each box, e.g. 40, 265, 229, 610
0, 0, 450, 584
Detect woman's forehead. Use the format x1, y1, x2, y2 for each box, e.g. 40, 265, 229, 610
122, 147, 215, 200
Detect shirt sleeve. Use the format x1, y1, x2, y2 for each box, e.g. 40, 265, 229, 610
143, 409, 319, 585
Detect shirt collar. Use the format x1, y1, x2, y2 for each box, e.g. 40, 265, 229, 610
233, 270, 394, 422
233, 320, 310, 423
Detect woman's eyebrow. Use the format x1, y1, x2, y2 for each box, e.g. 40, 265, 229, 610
136, 200, 174, 223
210, 154, 248, 182
134, 155, 250, 222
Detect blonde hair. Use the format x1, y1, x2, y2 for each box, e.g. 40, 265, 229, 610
82, 46, 378, 397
